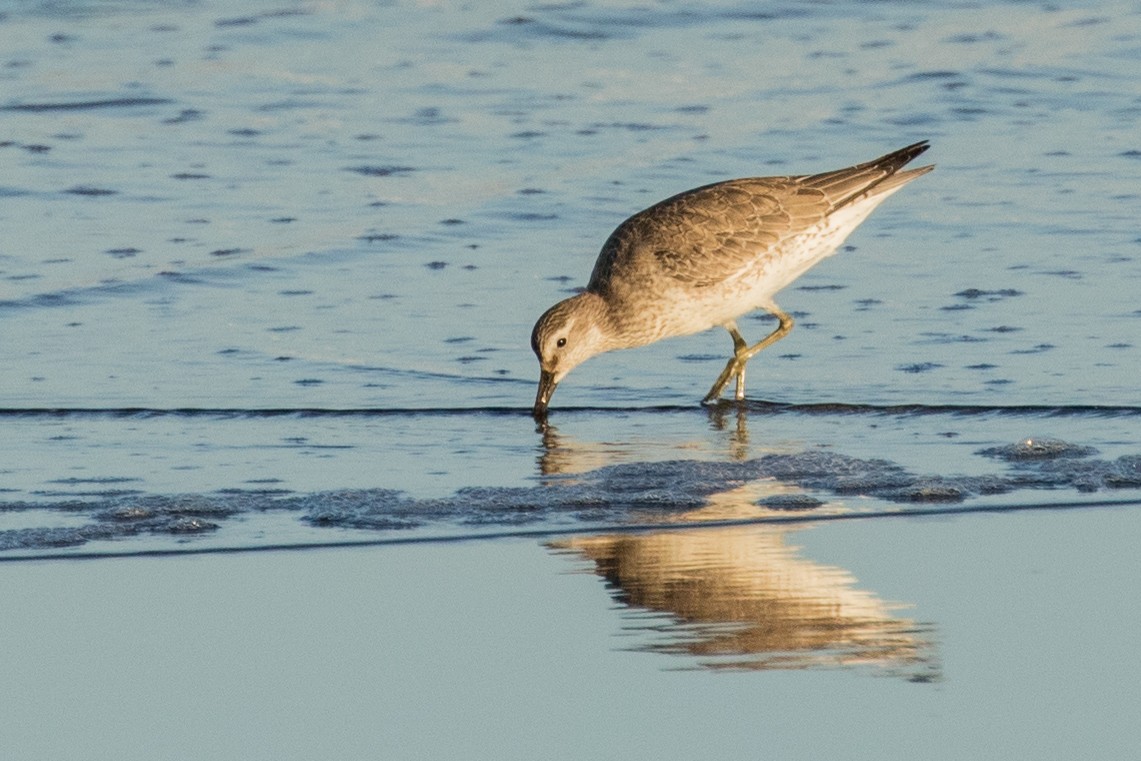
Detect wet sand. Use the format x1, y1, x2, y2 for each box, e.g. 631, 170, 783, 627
3, 502, 1139, 760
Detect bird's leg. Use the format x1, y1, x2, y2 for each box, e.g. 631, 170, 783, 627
702, 322, 749, 404
702, 310, 794, 404
741, 308, 794, 360
731, 327, 749, 401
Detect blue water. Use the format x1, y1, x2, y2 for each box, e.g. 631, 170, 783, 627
1, 0, 1140, 757
2, 0, 1138, 412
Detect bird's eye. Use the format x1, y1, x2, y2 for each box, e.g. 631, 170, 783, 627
556, 337, 567, 348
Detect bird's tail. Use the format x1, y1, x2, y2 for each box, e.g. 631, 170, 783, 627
805, 141, 934, 210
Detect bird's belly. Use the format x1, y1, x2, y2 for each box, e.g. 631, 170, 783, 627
644, 282, 769, 339
612, 203, 881, 346
701, 208, 876, 320
749, 220, 857, 293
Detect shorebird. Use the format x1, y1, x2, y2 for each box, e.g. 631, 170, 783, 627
531, 141, 933, 418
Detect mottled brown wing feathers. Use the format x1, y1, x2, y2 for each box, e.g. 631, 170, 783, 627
591, 180, 816, 289
589, 142, 931, 291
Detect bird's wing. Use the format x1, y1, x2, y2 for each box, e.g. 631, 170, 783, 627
801, 140, 932, 209
591, 178, 832, 289
589, 142, 932, 291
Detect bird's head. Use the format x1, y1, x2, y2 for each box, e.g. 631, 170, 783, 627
530, 292, 612, 418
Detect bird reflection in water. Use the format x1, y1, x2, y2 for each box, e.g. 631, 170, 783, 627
539, 414, 940, 679
550, 526, 938, 678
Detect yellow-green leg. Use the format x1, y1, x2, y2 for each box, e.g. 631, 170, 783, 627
702, 309, 794, 404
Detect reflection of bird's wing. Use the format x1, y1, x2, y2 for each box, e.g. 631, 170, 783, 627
589, 142, 932, 291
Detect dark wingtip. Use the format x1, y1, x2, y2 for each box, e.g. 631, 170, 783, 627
882, 140, 931, 169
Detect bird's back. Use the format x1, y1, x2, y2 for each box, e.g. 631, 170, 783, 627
585, 143, 932, 341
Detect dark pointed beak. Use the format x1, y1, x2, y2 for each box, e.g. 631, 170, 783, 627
533, 369, 558, 419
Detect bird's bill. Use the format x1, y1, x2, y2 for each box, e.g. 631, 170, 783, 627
533, 369, 558, 418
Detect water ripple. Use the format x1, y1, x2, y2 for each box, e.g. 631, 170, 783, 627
3, 437, 1139, 557
2, 402, 1140, 420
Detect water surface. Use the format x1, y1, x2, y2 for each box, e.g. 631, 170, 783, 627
1, 0, 1140, 756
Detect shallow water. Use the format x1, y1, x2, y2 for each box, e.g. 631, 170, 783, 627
2, 0, 1138, 412
1, 0, 1140, 756
2, 405, 1139, 555
4, 507, 1141, 759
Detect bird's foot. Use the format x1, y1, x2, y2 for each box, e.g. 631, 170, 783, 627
704, 358, 746, 404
